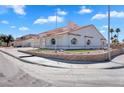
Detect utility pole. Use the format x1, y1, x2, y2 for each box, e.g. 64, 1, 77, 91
55, 9, 58, 29
108, 5, 111, 61
55, 9, 57, 51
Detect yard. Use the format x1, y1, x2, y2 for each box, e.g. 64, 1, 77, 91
64, 49, 96, 53
20, 48, 109, 61
34, 48, 104, 54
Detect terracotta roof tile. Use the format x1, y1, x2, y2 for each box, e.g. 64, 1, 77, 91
40, 22, 80, 37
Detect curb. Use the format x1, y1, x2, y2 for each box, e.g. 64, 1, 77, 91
1, 49, 124, 69
0, 50, 68, 69
104, 65, 124, 69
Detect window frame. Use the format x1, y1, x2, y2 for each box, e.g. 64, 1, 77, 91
51, 38, 56, 45
71, 38, 77, 45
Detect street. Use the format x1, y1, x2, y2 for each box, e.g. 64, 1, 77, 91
0, 51, 124, 87
0, 52, 52, 87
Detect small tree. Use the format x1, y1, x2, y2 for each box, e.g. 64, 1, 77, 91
110, 28, 121, 44
6, 35, 14, 46
110, 28, 114, 41
115, 28, 120, 42
0, 34, 14, 46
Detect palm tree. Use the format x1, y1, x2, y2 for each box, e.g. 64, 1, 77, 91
115, 28, 120, 42
114, 34, 117, 39
111, 37, 114, 41
113, 34, 118, 44
0, 34, 14, 46
0, 34, 7, 46
110, 28, 114, 42
6, 35, 14, 46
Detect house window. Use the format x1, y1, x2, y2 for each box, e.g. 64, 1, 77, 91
87, 39, 91, 45
71, 38, 77, 45
51, 38, 56, 45
102, 41, 105, 45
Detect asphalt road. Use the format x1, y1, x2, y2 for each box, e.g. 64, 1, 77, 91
0, 52, 52, 87
1, 51, 124, 87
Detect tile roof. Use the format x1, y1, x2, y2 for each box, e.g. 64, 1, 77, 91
39, 22, 106, 40
15, 22, 106, 42
40, 22, 80, 37
16, 34, 39, 40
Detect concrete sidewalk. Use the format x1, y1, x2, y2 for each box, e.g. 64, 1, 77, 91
0, 47, 124, 69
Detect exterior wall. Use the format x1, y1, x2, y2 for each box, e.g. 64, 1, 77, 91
14, 39, 35, 47
69, 26, 107, 49
39, 26, 107, 49
40, 34, 69, 49
14, 41, 22, 47
21, 39, 32, 47
31, 40, 40, 48
14, 37, 40, 48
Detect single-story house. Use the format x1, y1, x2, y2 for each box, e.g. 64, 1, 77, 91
39, 22, 107, 49
14, 34, 40, 48
14, 22, 107, 49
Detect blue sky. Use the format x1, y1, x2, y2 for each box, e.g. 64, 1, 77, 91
0, 5, 124, 41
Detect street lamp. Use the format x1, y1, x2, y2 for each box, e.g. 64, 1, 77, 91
108, 5, 111, 61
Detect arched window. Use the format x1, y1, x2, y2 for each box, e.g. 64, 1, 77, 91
51, 38, 56, 45
87, 39, 91, 45
102, 41, 105, 45
71, 38, 77, 45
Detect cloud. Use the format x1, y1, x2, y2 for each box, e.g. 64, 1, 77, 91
92, 11, 124, 20
100, 25, 108, 33
110, 11, 124, 18
19, 27, 29, 31
48, 16, 64, 22
34, 18, 48, 24
78, 6, 92, 14
101, 25, 108, 29
98, 25, 108, 34
6, 5, 26, 15
57, 8, 67, 15
92, 13, 106, 20
34, 16, 64, 24
1, 20, 9, 24
10, 26, 16, 28
100, 30, 106, 33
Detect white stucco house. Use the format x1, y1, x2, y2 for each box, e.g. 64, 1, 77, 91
14, 34, 40, 48
14, 22, 107, 49
39, 22, 107, 49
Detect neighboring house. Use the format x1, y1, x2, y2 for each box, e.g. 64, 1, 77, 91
39, 22, 107, 49
31, 36, 40, 48
14, 34, 40, 48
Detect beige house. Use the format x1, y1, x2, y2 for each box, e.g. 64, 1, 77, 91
39, 22, 107, 49
14, 34, 40, 48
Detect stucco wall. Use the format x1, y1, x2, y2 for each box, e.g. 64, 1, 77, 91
44, 34, 70, 49
71, 25, 107, 48
31, 40, 40, 48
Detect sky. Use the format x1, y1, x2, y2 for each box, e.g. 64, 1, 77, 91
0, 5, 124, 41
